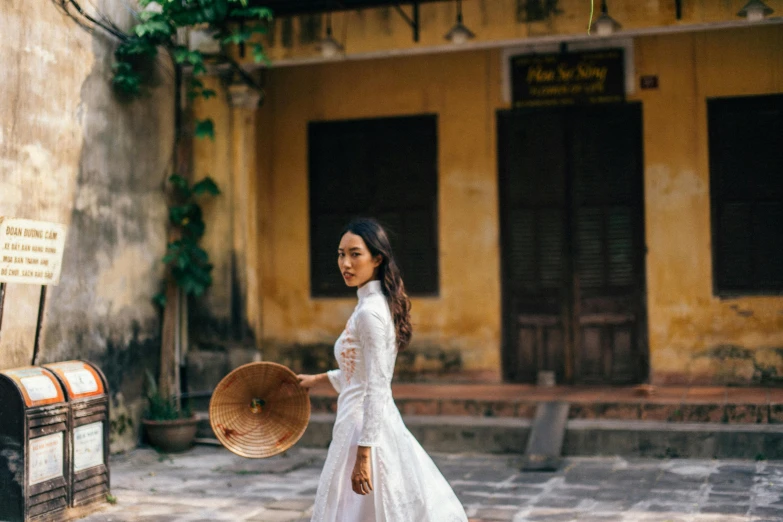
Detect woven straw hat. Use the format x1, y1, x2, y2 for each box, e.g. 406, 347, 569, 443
209, 362, 311, 458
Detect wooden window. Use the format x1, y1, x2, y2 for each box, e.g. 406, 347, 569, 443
308, 115, 439, 297
708, 94, 783, 295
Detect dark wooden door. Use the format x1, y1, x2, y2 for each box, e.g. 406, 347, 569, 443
498, 103, 647, 384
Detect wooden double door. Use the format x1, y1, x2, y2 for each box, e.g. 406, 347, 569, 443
498, 103, 647, 385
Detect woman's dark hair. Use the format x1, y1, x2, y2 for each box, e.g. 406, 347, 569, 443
342, 218, 412, 351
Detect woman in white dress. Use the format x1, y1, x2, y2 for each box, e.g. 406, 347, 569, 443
297, 218, 468, 522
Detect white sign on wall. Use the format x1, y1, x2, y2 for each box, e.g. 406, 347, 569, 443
19, 375, 59, 402
64, 369, 98, 395
29, 432, 64, 485
0, 217, 67, 285
73, 422, 104, 472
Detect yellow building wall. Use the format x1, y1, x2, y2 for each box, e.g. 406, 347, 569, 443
248, 0, 783, 63
256, 50, 504, 381
637, 25, 783, 385
193, 76, 235, 330
252, 23, 783, 385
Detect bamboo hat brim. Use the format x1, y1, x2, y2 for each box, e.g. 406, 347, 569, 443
209, 362, 311, 459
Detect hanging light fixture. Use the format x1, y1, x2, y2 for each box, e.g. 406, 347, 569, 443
317, 12, 344, 58
737, 0, 774, 22
445, 0, 475, 45
591, 0, 622, 36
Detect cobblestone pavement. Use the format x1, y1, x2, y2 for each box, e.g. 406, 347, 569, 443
78, 445, 783, 521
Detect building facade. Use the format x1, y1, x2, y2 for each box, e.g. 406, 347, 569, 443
192, 0, 783, 387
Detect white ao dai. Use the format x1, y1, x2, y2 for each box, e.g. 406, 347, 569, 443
310, 280, 468, 522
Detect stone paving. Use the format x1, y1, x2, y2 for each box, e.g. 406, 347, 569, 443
78, 445, 783, 522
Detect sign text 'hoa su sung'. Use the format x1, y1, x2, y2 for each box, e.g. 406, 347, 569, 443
511, 49, 625, 108
0, 217, 67, 285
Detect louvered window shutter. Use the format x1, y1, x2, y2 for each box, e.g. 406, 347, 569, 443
708, 95, 783, 295
504, 110, 567, 294
571, 106, 640, 293
308, 115, 439, 297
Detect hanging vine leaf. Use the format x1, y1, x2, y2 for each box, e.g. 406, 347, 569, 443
222, 28, 253, 45
116, 37, 157, 58
153, 292, 167, 308
184, 219, 207, 239
112, 62, 142, 96
168, 173, 188, 187
192, 61, 208, 76
111, 2, 272, 98
168, 205, 195, 226
192, 177, 220, 196
253, 43, 271, 64
187, 52, 206, 68
135, 19, 174, 39
194, 119, 215, 140
174, 47, 202, 66
157, 175, 221, 303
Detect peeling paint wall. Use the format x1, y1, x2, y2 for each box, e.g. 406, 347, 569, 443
248, 24, 783, 385
255, 51, 503, 382
189, 77, 263, 360
637, 26, 783, 385
191, 77, 235, 342
0, 1, 174, 450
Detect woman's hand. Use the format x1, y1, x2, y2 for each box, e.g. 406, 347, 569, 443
351, 446, 373, 495
297, 373, 325, 390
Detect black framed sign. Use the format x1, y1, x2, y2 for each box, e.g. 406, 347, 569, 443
511, 49, 625, 108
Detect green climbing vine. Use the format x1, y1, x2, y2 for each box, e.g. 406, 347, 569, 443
113, 0, 272, 141
107, 1, 272, 303
154, 174, 221, 307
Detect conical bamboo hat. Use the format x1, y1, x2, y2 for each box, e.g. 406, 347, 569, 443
209, 362, 310, 458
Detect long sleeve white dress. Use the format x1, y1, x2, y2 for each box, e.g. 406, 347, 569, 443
310, 280, 468, 522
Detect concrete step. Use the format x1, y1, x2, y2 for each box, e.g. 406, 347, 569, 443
194, 411, 783, 460
191, 383, 782, 424
309, 388, 781, 424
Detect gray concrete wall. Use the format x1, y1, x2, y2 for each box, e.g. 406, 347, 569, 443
0, 1, 174, 452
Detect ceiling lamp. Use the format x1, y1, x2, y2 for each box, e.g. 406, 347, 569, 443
445, 0, 475, 45
591, 0, 622, 36
737, 0, 774, 22
317, 13, 344, 58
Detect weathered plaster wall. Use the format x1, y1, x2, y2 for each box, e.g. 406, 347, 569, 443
0, 1, 173, 450
250, 24, 783, 385
637, 25, 783, 385
189, 79, 262, 350
0, 1, 93, 368
191, 76, 235, 342
185, 79, 265, 397
256, 50, 503, 382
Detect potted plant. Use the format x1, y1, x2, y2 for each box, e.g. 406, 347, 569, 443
142, 370, 198, 453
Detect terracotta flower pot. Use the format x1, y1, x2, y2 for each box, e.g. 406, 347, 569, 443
142, 416, 199, 453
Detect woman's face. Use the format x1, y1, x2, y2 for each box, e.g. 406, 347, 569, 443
338, 232, 382, 288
